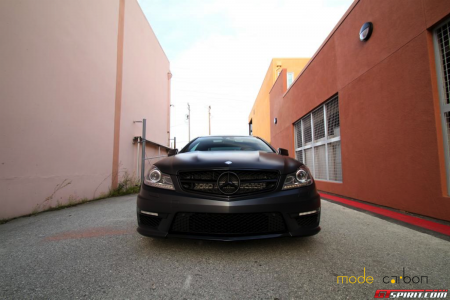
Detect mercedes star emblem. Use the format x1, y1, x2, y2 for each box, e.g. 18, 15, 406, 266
217, 172, 240, 195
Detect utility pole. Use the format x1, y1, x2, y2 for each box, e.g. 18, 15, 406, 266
169, 137, 176, 149
208, 106, 211, 135
169, 104, 175, 147
187, 103, 191, 142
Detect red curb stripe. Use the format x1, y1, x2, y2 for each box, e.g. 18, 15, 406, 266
319, 192, 450, 236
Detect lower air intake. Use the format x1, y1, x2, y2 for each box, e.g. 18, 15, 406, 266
171, 212, 286, 235
139, 214, 162, 229
294, 214, 319, 228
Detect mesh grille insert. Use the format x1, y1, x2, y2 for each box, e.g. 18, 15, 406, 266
139, 214, 162, 229
171, 213, 286, 235
294, 214, 319, 228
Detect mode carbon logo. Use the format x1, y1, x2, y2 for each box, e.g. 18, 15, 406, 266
383, 268, 428, 285
336, 268, 374, 284
336, 267, 431, 286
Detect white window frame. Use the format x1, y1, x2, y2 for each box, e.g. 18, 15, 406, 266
287, 72, 294, 88
294, 95, 342, 182
434, 19, 450, 195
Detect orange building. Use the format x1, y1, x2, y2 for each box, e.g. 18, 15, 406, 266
266, 0, 450, 221
248, 58, 309, 142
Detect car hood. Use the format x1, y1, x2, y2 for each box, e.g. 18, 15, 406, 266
154, 151, 302, 175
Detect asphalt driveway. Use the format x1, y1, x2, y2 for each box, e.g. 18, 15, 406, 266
0, 195, 449, 299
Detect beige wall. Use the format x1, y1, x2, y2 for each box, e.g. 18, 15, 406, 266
120, 0, 171, 181
0, 0, 170, 219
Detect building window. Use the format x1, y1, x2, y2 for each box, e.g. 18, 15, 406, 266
434, 20, 450, 195
294, 95, 342, 182
287, 72, 294, 88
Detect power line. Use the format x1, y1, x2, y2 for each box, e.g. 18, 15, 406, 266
172, 79, 254, 87
172, 89, 248, 97
171, 94, 254, 104
171, 98, 253, 107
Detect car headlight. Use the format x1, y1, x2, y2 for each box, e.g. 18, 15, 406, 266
282, 166, 313, 190
144, 166, 175, 190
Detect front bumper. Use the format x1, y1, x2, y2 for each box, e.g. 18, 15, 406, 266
136, 183, 321, 241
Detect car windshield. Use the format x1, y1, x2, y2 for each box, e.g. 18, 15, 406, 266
180, 136, 275, 153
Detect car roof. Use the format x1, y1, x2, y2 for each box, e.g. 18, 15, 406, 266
196, 135, 256, 138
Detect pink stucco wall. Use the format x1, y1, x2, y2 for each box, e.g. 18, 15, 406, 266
0, 0, 170, 219
120, 0, 171, 180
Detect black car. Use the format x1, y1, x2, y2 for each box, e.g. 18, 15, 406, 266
136, 136, 320, 241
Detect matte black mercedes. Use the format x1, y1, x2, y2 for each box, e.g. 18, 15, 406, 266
137, 136, 321, 241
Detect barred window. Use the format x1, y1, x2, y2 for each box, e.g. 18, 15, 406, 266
435, 20, 450, 195
294, 95, 342, 182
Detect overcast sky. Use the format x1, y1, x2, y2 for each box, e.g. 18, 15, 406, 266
138, 0, 353, 150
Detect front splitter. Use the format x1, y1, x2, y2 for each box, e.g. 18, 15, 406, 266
137, 226, 320, 241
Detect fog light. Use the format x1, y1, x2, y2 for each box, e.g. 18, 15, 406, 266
141, 211, 158, 217
298, 210, 318, 216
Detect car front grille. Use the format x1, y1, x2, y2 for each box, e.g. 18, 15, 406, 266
171, 212, 286, 236
294, 213, 319, 228
139, 214, 162, 229
178, 170, 279, 197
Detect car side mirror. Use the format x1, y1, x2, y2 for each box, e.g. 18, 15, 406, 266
277, 148, 289, 156
168, 148, 178, 157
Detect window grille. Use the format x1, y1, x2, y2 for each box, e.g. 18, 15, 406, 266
435, 20, 450, 195
294, 95, 342, 182
302, 115, 312, 145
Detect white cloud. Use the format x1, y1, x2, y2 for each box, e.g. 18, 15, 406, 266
142, 0, 353, 149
